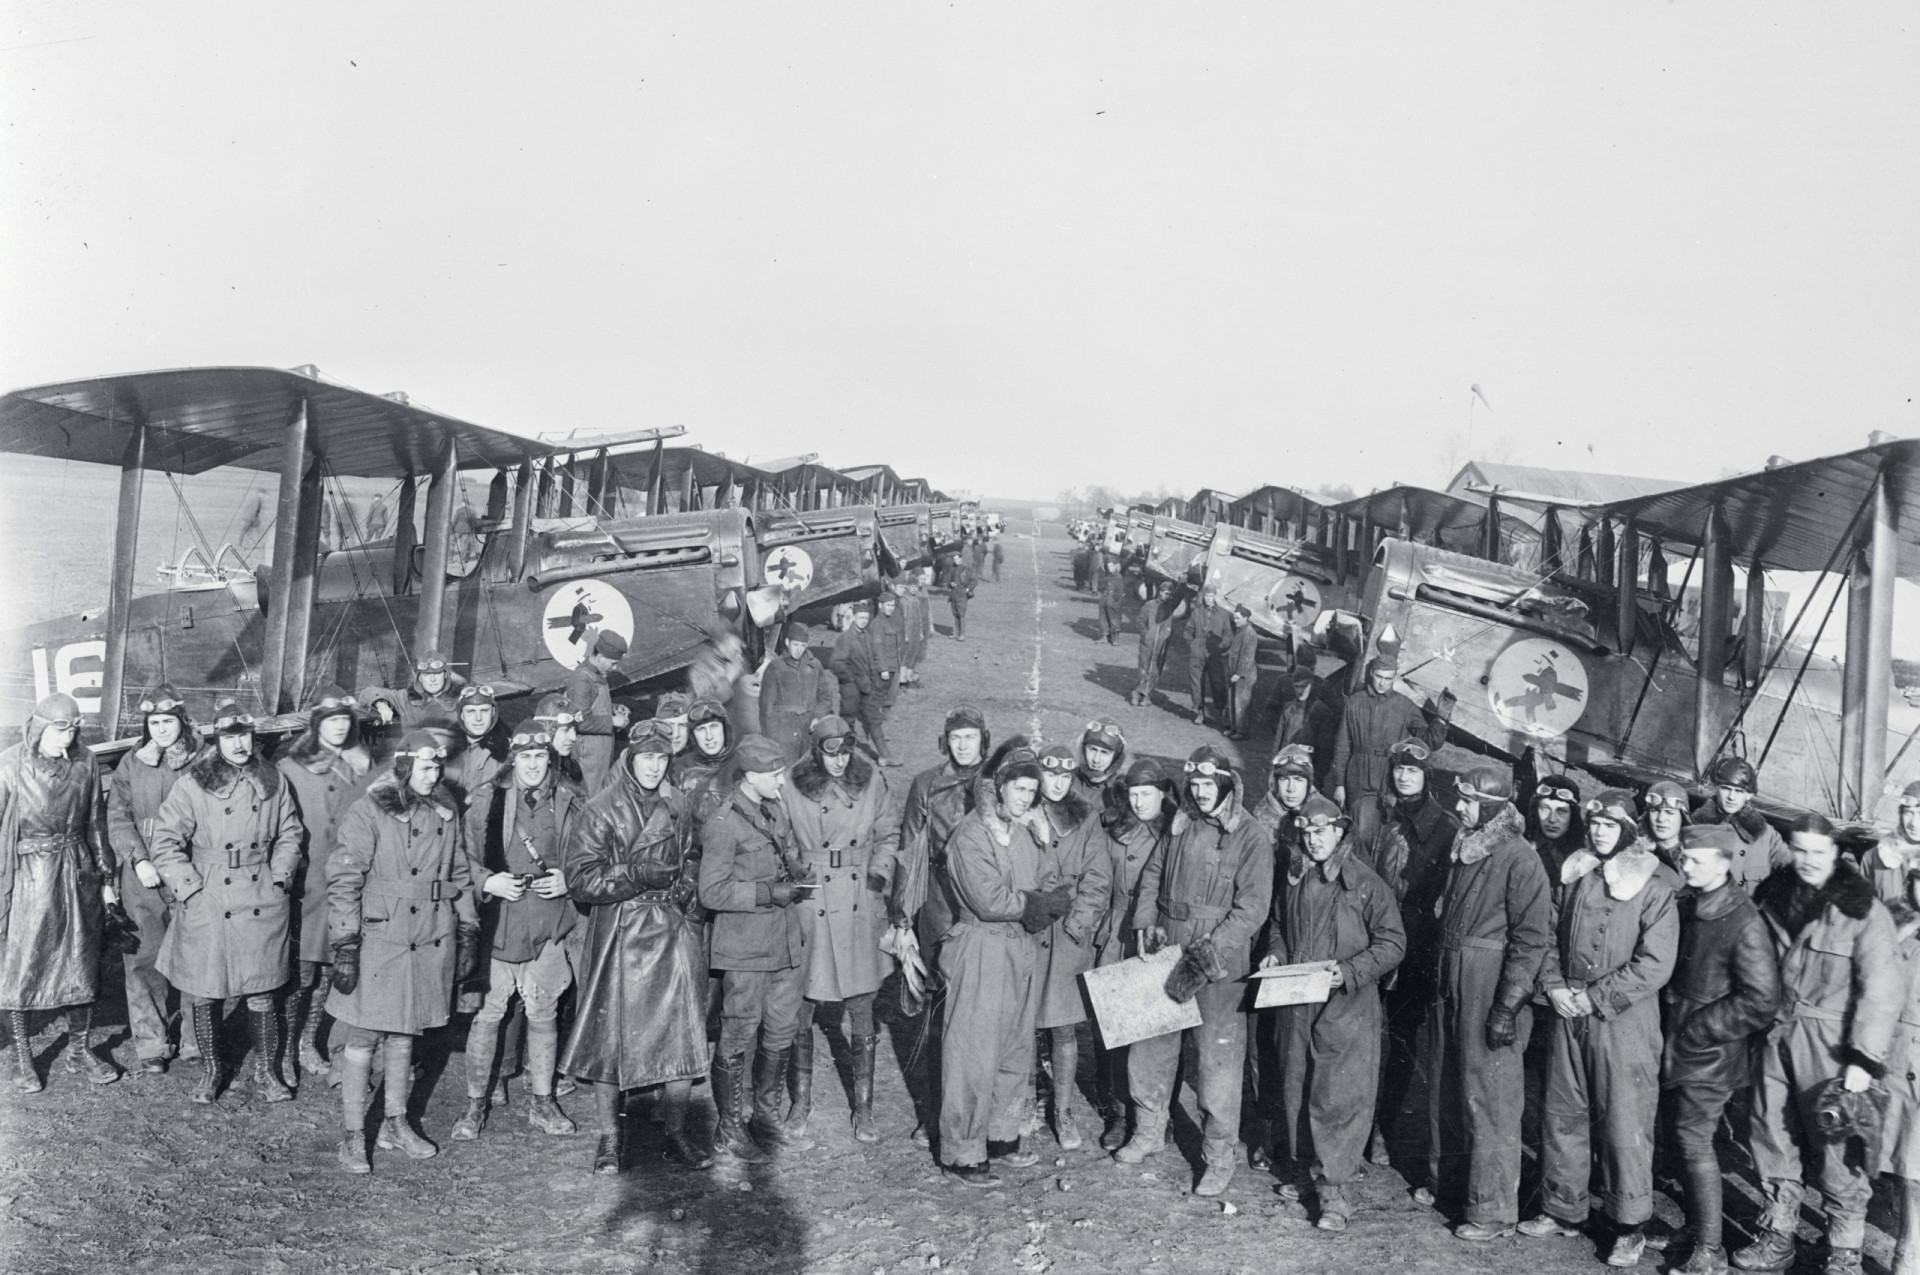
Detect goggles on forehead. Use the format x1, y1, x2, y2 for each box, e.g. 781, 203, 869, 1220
1645, 791, 1688, 813
399, 744, 448, 762
539, 709, 580, 727
511, 731, 553, 750
1039, 755, 1076, 772
818, 734, 853, 755
315, 693, 358, 712
1296, 813, 1344, 831
461, 686, 497, 702
214, 711, 256, 732
1583, 799, 1625, 820
138, 696, 186, 715
1389, 741, 1431, 763
1185, 760, 1228, 778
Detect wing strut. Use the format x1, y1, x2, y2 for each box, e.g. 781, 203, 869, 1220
414, 437, 458, 657
1844, 465, 1900, 817
1692, 505, 1734, 776
100, 414, 148, 737
259, 396, 310, 715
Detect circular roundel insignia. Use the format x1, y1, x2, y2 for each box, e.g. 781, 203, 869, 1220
1488, 636, 1590, 739
1264, 575, 1322, 626
764, 545, 815, 593
541, 579, 635, 670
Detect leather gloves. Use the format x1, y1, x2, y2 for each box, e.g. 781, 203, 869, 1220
330, 935, 362, 995
455, 923, 482, 982
1485, 1005, 1518, 1051
634, 861, 681, 890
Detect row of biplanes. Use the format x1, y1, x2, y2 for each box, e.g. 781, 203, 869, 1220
0, 365, 984, 753
1089, 441, 1920, 836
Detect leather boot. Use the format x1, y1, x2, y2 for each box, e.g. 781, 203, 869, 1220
250, 1006, 292, 1101
9, 1010, 39, 1094
713, 1052, 767, 1164
63, 1004, 120, 1085
754, 1045, 811, 1151
1895, 1178, 1920, 1275
374, 1035, 437, 1159
1096, 1048, 1127, 1151
454, 1014, 500, 1140
784, 1031, 814, 1140
524, 1022, 575, 1136
591, 1082, 623, 1174
1731, 1179, 1800, 1271
1051, 1031, 1081, 1150
1681, 1153, 1725, 1267
336, 1046, 373, 1174
189, 1001, 222, 1105
297, 981, 330, 1081
850, 1034, 880, 1143
660, 1079, 714, 1169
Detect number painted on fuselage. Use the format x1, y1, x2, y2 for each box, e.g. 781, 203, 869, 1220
30, 641, 106, 714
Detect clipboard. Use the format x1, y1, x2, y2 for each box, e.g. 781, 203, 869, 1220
1081, 946, 1206, 1048
1250, 962, 1336, 1009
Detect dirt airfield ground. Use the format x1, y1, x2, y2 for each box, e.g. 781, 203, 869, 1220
0, 520, 1908, 1273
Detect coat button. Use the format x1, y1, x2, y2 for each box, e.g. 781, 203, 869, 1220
224, 878, 231, 886
410, 905, 418, 914
410, 943, 417, 951
253, 908, 260, 916
224, 911, 232, 919
412, 868, 419, 876
818, 909, 826, 917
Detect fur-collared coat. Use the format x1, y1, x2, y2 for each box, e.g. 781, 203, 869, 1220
327, 772, 478, 1034
149, 751, 304, 1000
1695, 802, 1794, 894
277, 737, 372, 964
781, 752, 899, 1001
0, 725, 112, 1009
1135, 783, 1274, 983
1754, 859, 1902, 1079
1539, 839, 1680, 1020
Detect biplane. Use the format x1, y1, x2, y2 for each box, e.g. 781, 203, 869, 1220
0, 365, 943, 745
1354, 438, 1920, 830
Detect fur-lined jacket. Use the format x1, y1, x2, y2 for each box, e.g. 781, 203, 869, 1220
1754, 859, 1903, 1077
148, 750, 304, 1000
941, 790, 1057, 941
1136, 785, 1273, 982
327, 771, 478, 1034
107, 735, 194, 865
1538, 839, 1680, 1021
278, 735, 372, 964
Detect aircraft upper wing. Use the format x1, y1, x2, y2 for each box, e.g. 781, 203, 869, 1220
1333, 484, 1540, 556
1227, 484, 1324, 529
604, 446, 771, 495
1597, 438, 1920, 577
0, 365, 557, 477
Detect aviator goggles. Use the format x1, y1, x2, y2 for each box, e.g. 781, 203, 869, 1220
459, 685, 497, 703
1039, 755, 1077, 773
314, 693, 358, 713
138, 696, 186, 715
1645, 791, 1689, 813
1184, 760, 1229, 778
213, 711, 256, 733
818, 734, 853, 755
1387, 740, 1431, 764
38, 716, 83, 732
509, 730, 553, 752
1295, 813, 1345, 831
538, 708, 580, 726
398, 744, 448, 762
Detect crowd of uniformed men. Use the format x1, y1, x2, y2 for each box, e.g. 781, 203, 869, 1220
7, 523, 1920, 1275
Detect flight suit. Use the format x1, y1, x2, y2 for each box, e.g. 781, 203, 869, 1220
1129, 788, 1272, 1170
106, 737, 194, 1064
1185, 600, 1231, 719
1225, 621, 1260, 736
1267, 842, 1405, 1191
1422, 803, 1552, 1228
563, 661, 618, 793
1329, 686, 1449, 814
1536, 844, 1679, 1229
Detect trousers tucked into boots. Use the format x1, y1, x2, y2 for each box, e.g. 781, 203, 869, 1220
190, 1000, 221, 1104
755, 1045, 811, 1150
9, 1010, 36, 1092
785, 1031, 815, 1138
714, 1052, 767, 1163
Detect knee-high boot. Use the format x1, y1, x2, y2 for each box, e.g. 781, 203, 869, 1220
1050, 1027, 1081, 1150
713, 1051, 767, 1164
62, 1003, 120, 1085
189, 1001, 222, 1105
754, 1045, 811, 1151
251, 1003, 292, 1101
784, 1029, 814, 1138
451, 1014, 497, 1141
336, 1046, 373, 1174
10, 1010, 39, 1093
592, 1081, 624, 1174
1895, 1178, 1920, 1275
375, 1035, 436, 1159
1680, 1153, 1725, 1267
297, 980, 330, 1080
850, 1034, 880, 1143
660, 1076, 713, 1169
1096, 1044, 1128, 1151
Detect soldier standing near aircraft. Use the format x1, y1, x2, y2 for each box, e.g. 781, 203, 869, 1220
1130, 582, 1188, 707
400, 651, 462, 727
1694, 757, 1793, 893
1096, 558, 1129, 645
1416, 767, 1551, 1242
1862, 781, 1920, 906
949, 549, 977, 641
1, 694, 122, 1094
150, 697, 304, 1106
1224, 605, 1261, 740
830, 603, 901, 767
277, 686, 371, 1083
565, 632, 631, 792
1330, 655, 1453, 816
1185, 589, 1231, 726
106, 686, 195, 1075
759, 624, 837, 761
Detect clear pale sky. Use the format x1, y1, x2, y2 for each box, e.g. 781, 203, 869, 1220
2, 3, 1914, 502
